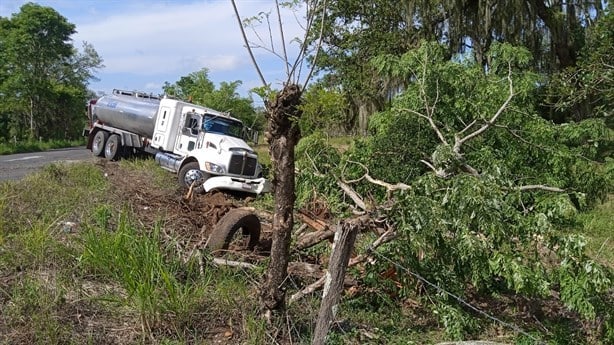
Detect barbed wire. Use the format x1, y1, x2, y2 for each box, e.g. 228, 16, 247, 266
369, 249, 545, 344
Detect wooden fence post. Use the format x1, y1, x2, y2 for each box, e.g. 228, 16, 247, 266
312, 218, 362, 345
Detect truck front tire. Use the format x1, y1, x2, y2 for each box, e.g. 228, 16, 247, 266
92, 131, 108, 157
178, 161, 210, 194
104, 134, 122, 161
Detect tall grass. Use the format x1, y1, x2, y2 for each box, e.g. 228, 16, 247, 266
578, 196, 614, 267
79, 211, 211, 336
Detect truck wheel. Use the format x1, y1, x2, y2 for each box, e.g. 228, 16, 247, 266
104, 134, 122, 161
91, 130, 108, 157
206, 209, 261, 252
178, 161, 209, 194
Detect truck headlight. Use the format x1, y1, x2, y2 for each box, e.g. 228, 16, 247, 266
205, 162, 225, 174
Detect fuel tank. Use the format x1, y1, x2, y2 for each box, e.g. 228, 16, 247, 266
93, 90, 161, 138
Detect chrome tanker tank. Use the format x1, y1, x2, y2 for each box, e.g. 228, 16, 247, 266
93, 90, 161, 138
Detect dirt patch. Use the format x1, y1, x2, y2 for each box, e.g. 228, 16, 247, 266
97, 160, 272, 258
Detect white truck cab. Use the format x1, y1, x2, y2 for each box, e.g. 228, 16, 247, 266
86, 90, 269, 195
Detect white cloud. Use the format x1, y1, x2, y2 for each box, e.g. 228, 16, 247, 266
2, 0, 310, 94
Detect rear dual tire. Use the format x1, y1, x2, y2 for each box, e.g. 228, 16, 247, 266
104, 134, 122, 161
91, 130, 108, 157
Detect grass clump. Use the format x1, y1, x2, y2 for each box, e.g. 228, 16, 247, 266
0, 162, 107, 234
578, 196, 614, 267
78, 211, 211, 336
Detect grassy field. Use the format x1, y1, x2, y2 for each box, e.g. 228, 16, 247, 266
0, 139, 86, 155
0, 158, 612, 344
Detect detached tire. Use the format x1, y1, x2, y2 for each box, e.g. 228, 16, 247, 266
91, 130, 108, 157
207, 209, 261, 251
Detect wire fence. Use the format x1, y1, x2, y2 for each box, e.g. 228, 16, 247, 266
369, 249, 544, 344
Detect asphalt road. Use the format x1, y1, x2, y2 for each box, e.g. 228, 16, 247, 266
0, 147, 94, 181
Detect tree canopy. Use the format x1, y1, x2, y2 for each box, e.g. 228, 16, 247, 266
162, 68, 262, 130
295, 41, 613, 341
308, 0, 610, 132
0, 3, 103, 141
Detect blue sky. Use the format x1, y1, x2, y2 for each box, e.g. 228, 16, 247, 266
0, 1, 307, 101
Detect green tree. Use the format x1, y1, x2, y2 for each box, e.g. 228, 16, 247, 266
296, 42, 613, 341
299, 83, 349, 136
311, 0, 608, 133
163, 68, 260, 130
547, 11, 614, 122
0, 3, 102, 141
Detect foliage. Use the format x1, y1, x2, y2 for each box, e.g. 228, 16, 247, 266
163, 68, 263, 131
295, 132, 346, 214
546, 11, 614, 122
296, 42, 614, 341
0, 3, 103, 141
79, 214, 209, 334
299, 83, 350, 136
310, 0, 608, 134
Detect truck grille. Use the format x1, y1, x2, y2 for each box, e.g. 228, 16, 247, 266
228, 153, 257, 177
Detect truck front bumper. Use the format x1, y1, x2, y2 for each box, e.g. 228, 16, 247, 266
203, 176, 271, 195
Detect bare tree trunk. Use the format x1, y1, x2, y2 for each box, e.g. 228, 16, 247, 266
312, 218, 361, 345
259, 84, 302, 317
358, 103, 369, 136
533, 0, 577, 69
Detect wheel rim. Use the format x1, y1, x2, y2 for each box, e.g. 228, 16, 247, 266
184, 168, 205, 187
93, 136, 102, 150
105, 142, 116, 157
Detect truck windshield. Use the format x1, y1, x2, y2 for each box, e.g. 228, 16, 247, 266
202, 114, 243, 138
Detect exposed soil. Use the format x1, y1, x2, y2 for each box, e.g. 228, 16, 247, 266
98, 160, 273, 260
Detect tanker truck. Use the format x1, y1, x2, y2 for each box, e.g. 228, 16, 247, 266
84, 89, 269, 195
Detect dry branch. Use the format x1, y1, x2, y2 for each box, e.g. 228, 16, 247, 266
212, 257, 257, 269
295, 229, 335, 250
512, 184, 566, 193
289, 227, 397, 305
337, 180, 368, 211
230, 0, 267, 87
297, 211, 329, 231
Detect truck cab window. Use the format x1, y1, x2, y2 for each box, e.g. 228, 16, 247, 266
202, 114, 243, 138
183, 114, 200, 136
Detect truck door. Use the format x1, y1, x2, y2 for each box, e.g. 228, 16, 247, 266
176, 112, 200, 152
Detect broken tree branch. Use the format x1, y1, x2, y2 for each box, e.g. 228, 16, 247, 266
511, 185, 566, 193
342, 160, 411, 193
295, 229, 335, 250
289, 228, 397, 305
337, 180, 368, 212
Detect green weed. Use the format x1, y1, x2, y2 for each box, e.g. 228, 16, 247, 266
79, 211, 210, 336
2, 276, 73, 344
578, 196, 614, 267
